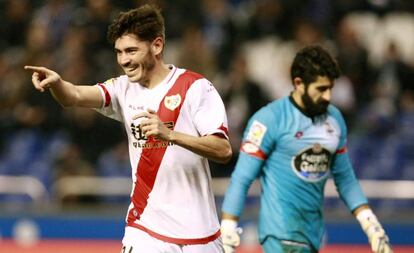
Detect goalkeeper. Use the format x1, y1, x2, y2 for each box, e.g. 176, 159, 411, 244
220, 45, 392, 253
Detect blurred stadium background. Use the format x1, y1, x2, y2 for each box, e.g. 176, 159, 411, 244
0, 0, 413, 252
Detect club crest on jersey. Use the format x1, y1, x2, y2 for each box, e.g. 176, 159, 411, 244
291, 143, 332, 182
324, 122, 335, 135
295, 131, 304, 139
246, 120, 267, 146
164, 94, 181, 111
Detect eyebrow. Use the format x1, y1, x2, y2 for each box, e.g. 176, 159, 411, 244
114, 46, 139, 52
315, 82, 334, 88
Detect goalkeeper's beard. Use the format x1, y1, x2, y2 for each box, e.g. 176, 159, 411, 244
302, 89, 329, 117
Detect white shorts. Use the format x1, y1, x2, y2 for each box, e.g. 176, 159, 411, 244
121, 226, 224, 253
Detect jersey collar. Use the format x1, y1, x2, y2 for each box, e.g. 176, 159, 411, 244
288, 94, 327, 122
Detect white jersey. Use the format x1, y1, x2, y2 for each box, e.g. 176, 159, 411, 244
95, 65, 228, 244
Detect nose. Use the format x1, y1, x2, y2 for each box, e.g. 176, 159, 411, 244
322, 89, 331, 102
118, 53, 130, 66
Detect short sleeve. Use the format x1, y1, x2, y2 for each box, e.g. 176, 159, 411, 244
187, 79, 228, 138
239, 106, 276, 160
94, 78, 123, 122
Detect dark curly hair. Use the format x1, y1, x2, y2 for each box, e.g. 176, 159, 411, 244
107, 4, 165, 45
290, 45, 340, 85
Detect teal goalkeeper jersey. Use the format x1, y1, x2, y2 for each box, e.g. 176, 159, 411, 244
222, 96, 368, 250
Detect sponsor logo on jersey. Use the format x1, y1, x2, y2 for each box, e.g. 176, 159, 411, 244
131, 121, 174, 149
246, 120, 267, 146
291, 143, 332, 182
164, 94, 181, 111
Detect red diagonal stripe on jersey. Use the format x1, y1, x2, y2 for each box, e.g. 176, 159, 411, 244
128, 71, 203, 223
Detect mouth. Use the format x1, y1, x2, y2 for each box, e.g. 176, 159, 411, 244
320, 101, 329, 108
125, 66, 138, 74
123, 65, 144, 82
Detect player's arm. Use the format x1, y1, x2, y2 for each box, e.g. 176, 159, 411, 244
134, 109, 232, 163
220, 151, 265, 253
24, 65, 103, 108
332, 145, 392, 253
330, 107, 392, 253
353, 204, 393, 253
221, 112, 273, 253
169, 131, 232, 163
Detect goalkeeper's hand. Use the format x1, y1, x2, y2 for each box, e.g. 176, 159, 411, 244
356, 209, 393, 253
221, 219, 242, 253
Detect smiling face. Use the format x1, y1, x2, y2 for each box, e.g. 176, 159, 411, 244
114, 34, 157, 85
297, 75, 333, 116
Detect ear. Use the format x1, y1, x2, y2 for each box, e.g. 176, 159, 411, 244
293, 77, 305, 94
151, 37, 164, 56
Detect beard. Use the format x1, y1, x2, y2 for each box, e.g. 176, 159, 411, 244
136, 51, 156, 84
302, 89, 329, 117
124, 50, 156, 85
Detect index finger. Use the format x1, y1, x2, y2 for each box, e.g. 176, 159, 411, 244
132, 108, 158, 120
24, 65, 47, 72
147, 108, 157, 115
132, 111, 150, 120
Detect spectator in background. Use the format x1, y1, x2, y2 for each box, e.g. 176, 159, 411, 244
54, 143, 96, 203
31, 0, 74, 50
398, 86, 414, 180
63, 107, 123, 164
24, 16, 55, 68
24, 4, 231, 252
358, 42, 412, 135
97, 140, 131, 203
177, 23, 217, 80
81, 0, 120, 80
0, 0, 32, 49
82, 0, 117, 51
245, 0, 288, 40
200, 0, 239, 70
97, 140, 130, 178
335, 18, 370, 116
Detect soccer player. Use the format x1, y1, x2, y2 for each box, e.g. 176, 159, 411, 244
220, 45, 392, 253
25, 4, 232, 253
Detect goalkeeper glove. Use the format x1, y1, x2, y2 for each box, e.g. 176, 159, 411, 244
356, 209, 393, 253
221, 219, 242, 253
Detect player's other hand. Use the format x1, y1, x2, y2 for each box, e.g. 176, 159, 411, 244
24, 66, 61, 92
133, 109, 172, 141
366, 226, 392, 253
357, 209, 393, 253
221, 219, 242, 253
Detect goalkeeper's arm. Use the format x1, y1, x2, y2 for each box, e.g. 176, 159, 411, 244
354, 205, 393, 253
